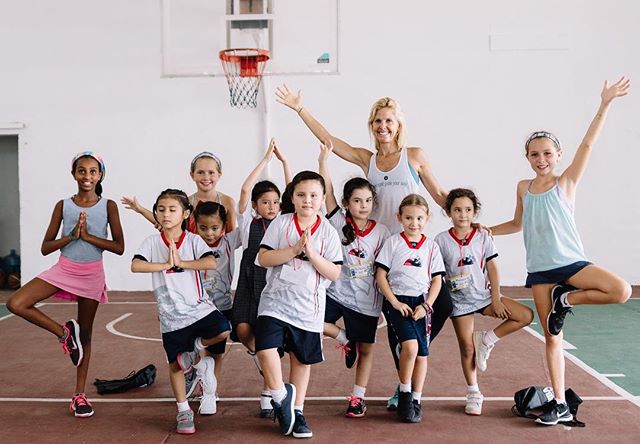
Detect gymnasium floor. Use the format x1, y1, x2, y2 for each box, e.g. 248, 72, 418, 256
1, 288, 639, 443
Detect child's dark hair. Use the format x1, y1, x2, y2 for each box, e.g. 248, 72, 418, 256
280, 182, 295, 215
252, 180, 281, 203
342, 178, 377, 245
193, 201, 228, 226
398, 193, 430, 216
72, 154, 105, 196
152, 189, 192, 230
290, 170, 326, 195
444, 188, 481, 216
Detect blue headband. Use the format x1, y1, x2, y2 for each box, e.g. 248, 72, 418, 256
525, 131, 561, 151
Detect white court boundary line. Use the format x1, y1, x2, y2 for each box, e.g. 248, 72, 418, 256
523, 327, 640, 408
0, 395, 633, 404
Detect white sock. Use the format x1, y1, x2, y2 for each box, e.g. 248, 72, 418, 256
194, 337, 205, 352
560, 292, 573, 307
352, 384, 366, 399
335, 328, 349, 345
260, 391, 272, 409
271, 385, 287, 403
483, 330, 499, 346
294, 404, 304, 413
176, 400, 190, 412
467, 384, 480, 393
412, 391, 421, 403
399, 383, 411, 393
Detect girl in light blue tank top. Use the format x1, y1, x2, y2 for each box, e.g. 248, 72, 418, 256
7, 152, 125, 418
490, 78, 632, 424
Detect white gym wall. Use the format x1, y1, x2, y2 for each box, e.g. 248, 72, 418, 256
1, 0, 638, 290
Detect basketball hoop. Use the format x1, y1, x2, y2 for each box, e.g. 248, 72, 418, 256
219, 48, 270, 108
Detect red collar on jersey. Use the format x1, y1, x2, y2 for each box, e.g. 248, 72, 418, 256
346, 217, 377, 237
400, 232, 426, 249
448, 227, 477, 246
293, 214, 321, 236
161, 230, 187, 249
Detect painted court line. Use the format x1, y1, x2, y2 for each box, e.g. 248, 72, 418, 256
0, 396, 631, 403
601, 374, 626, 378
523, 327, 640, 408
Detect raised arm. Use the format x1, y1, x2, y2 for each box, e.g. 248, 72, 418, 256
560, 77, 631, 193
408, 148, 448, 209
490, 180, 528, 236
239, 138, 276, 214
273, 143, 293, 186
318, 142, 339, 214
275, 84, 372, 173
121, 196, 158, 227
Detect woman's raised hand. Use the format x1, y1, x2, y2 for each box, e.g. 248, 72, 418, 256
601, 76, 631, 105
275, 84, 303, 112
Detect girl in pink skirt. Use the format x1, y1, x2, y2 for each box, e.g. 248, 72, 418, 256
7, 151, 125, 418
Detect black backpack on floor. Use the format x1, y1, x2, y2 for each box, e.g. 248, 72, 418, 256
512, 386, 585, 427
94, 364, 157, 395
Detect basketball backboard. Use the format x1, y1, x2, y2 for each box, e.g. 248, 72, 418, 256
161, 0, 340, 77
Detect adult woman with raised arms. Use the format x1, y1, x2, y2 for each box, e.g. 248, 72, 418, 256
276, 85, 453, 408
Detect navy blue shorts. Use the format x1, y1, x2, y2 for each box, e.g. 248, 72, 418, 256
525, 261, 592, 288
384, 296, 430, 357
207, 309, 235, 355
324, 296, 379, 344
162, 310, 231, 363
255, 316, 324, 365
450, 303, 492, 318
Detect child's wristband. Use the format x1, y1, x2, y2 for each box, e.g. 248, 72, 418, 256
69, 232, 77, 241
422, 302, 433, 313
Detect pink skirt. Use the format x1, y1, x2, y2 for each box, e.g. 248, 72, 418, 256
38, 255, 108, 303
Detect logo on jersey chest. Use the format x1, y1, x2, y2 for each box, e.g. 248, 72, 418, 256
348, 248, 367, 259
403, 257, 422, 267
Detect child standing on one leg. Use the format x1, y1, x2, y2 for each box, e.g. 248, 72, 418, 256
7, 151, 124, 418
122, 151, 237, 233
233, 138, 291, 418
434, 188, 533, 416
255, 171, 342, 438
319, 142, 390, 418
131, 189, 230, 435
491, 77, 632, 426
375, 194, 444, 423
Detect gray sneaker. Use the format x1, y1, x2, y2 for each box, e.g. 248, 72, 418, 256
184, 368, 201, 399
177, 350, 198, 373
176, 409, 195, 434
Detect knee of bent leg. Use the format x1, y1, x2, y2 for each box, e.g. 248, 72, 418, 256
6, 295, 25, 315
401, 340, 419, 356
523, 307, 535, 325
616, 281, 632, 304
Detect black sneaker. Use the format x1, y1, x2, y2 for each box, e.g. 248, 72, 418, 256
397, 391, 414, 422
292, 410, 313, 438
535, 400, 573, 426
69, 393, 94, 418
271, 383, 296, 435
345, 396, 366, 418
59, 320, 83, 367
547, 285, 574, 336
344, 341, 359, 369
408, 400, 422, 423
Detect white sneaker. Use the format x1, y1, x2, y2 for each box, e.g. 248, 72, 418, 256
473, 331, 494, 372
465, 391, 483, 416
194, 356, 217, 415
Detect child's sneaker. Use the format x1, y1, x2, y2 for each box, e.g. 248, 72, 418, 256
60, 320, 83, 367
177, 350, 198, 374
397, 391, 414, 422
271, 383, 296, 436
465, 391, 483, 416
176, 409, 195, 434
473, 331, 494, 372
69, 393, 94, 418
195, 356, 217, 415
184, 367, 201, 398
387, 384, 400, 411
408, 400, 422, 423
292, 410, 313, 438
344, 340, 359, 369
547, 285, 574, 336
535, 400, 573, 426
345, 395, 366, 418
260, 392, 274, 418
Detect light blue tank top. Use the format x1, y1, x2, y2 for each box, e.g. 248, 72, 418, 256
522, 181, 587, 273
61, 197, 108, 263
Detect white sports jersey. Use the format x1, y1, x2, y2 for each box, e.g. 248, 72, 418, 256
367, 148, 421, 234
256, 213, 342, 333
375, 232, 445, 297
201, 229, 242, 311
326, 209, 390, 316
434, 228, 498, 316
134, 231, 217, 333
